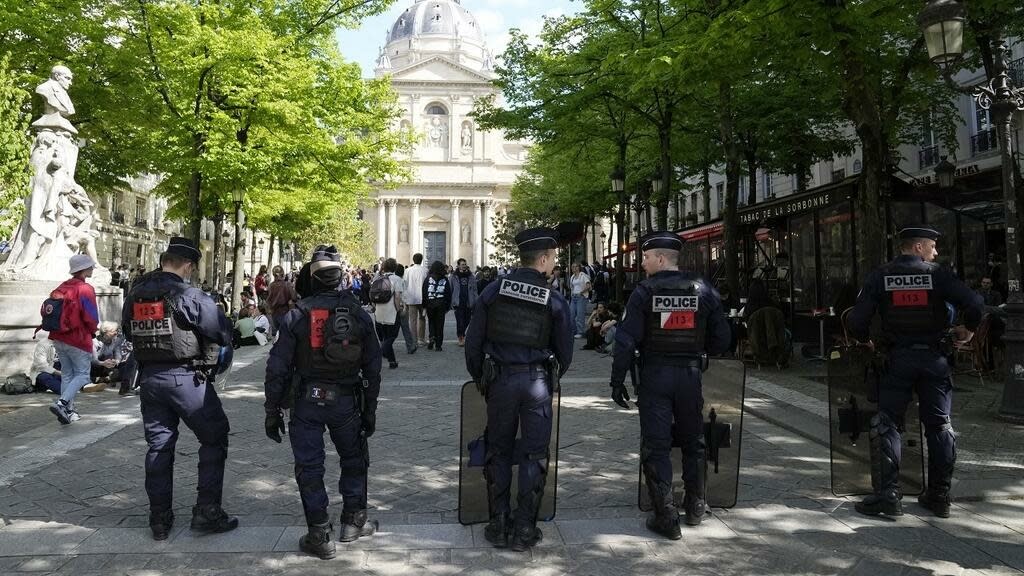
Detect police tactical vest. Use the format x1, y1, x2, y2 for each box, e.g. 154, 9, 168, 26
642, 274, 706, 357
485, 275, 553, 350
131, 282, 218, 366
295, 293, 364, 383
879, 260, 948, 338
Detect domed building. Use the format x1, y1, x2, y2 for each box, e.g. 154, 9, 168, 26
367, 0, 526, 267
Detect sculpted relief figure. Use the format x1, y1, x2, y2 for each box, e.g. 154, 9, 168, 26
460, 123, 472, 150
2, 65, 106, 281
427, 116, 447, 148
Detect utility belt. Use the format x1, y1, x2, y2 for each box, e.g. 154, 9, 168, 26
890, 334, 954, 356
480, 356, 560, 396
137, 359, 215, 386
641, 353, 709, 371
297, 377, 366, 408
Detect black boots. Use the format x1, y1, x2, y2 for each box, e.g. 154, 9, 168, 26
918, 491, 951, 518
645, 478, 682, 540
683, 493, 706, 527
484, 512, 510, 548
339, 510, 378, 542
190, 504, 239, 534
149, 510, 174, 541
300, 522, 336, 559
509, 485, 544, 552
509, 520, 543, 552
855, 492, 903, 517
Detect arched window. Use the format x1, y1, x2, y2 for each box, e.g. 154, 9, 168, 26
425, 103, 448, 115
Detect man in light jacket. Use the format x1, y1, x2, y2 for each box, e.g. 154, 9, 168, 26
403, 253, 428, 346
449, 258, 478, 347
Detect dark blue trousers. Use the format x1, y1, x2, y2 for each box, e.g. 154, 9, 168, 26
485, 367, 552, 516
289, 392, 367, 525
637, 365, 705, 488
140, 368, 230, 514
878, 348, 956, 492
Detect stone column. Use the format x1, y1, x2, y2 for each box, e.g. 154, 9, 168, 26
376, 198, 386, 257
387, 198, 398, 258
483, 200, 496, 265
473, 200, 484, 267
409, 198, 421, 255
450, 199, 461, 263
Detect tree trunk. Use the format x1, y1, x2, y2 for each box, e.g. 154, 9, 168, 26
718, 81, 742, 298
187, 171, 203, 243
250, 228, 257, 279
745, 150, 757, 205
657, 127, 672, 229
267, 234, 276, 268
211, 212, 224, 287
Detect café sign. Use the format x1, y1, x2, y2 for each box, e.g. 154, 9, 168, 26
739, 189, 839, 224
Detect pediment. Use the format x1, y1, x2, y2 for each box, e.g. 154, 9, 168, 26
421, 213, 449, 224
390, 56, 494, 84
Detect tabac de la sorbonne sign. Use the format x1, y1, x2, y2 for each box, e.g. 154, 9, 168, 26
739, 189, 841, 225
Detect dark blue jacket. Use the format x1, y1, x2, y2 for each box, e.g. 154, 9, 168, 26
848, 254, 983, 346
464, 267, 573, 380
610, 270, 731, 386
121, 271, 232, 372
264, 289, 382, 413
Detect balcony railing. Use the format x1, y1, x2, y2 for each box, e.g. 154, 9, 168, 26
135, 219, 149, 229
1010, 56, 1023, 90
112, 212, 125, 224
971, 128, 998, 156
918, 145, 940, 169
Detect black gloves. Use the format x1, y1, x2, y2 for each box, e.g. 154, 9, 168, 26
611, 383, 631, 410
361, 412, 376, 438
265, 410, 286, 443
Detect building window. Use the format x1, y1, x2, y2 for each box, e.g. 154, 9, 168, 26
135, 198, 147, 227
716, 181, 724, 212
762, 172, 774, 197
425, 103, 447, 115
111, 193, 123, 223
831, 169, 846, 183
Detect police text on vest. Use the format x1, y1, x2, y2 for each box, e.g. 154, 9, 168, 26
884, 275, 933, 291
499, 279, 550, 305
652, 295, 699, 313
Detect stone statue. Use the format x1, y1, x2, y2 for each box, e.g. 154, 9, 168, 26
400, 222, 409, 244
1, 65, 107, 283
461, 222, 471, 244
427, 116, 447, 148
461, 123, 473, 150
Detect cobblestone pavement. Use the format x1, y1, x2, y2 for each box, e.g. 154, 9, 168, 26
1, 317, 1021, 575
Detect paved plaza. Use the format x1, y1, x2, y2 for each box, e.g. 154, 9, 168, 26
0, 319, 1022, 575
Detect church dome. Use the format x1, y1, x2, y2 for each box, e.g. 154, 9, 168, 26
387, 0, 485, 44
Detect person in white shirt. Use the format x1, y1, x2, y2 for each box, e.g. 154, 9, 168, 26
403, 253, 428, 346
253, 304, 272, 345
30, 336, 62, 394
569, 263, 592, 337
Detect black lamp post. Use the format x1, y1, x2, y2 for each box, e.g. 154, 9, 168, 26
611, 168, 626, 303
230, 188, 246, 315
919, 0, 1024, 421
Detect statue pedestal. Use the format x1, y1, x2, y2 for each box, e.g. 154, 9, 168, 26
0, 280, 123, 377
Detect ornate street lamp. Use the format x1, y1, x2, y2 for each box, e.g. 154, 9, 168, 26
934, 156, 956, 190
919, 0, 1024, 421
230, 188, 246, 315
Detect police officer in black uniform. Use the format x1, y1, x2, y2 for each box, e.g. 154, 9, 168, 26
609, 231, 731, 539
465, 227, 573, 552
264, 246, 383, 559
121, 237, 236, 541
848, 227, 983, 518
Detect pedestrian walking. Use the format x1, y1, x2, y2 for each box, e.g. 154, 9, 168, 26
847, 227, 983, 519
609, 231, 731, 539
569, 263, 592, 337
449, 258, 478, 347
464, 226, 573, 551
423, 260, 452, 351
395, 264, 418, 354
122, 237, 236, 541
404, 253, 428, 346
371, 258, 403, 369
264, 245, 382, 559
265, 265, 298, 336
46, 254, 100, 425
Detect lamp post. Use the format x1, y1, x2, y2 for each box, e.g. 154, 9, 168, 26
919, 0, 1024, 421
258, 238, 265, 268
230, 188, 246, 315
651, 168, 664, 229
611, 168, 626, 303
220, 229, 230, 290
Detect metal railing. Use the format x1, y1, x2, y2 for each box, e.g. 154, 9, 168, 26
1010, 56, 1023, 89
112, 212, 125, 224
918, 145, 940, 169
971, 128, 998, 156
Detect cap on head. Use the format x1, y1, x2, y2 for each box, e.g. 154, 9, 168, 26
309, 245, 342, 275
639, 231, 684, 252
68, 254, 96, 274
898, 227, 940, 241
165, 236, 202, 263
514, 227, 559, 252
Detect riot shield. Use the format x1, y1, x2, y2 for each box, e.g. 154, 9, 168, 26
638, 358, 746, 511
458, 381, 560, 525
828, 345, 925, 496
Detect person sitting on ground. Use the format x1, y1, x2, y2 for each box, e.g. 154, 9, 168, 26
596, 301, 623, 354
253, 304, 271, 344
90, 321, 133, 389
233, 307, 259, 347
583, 302, 612, 350
30, 336, 62, 394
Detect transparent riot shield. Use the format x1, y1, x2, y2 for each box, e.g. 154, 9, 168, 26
458, 381, 560, 525
638, 358, 746, 511
828, 345, 925, 496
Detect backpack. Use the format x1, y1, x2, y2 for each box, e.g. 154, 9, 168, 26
368, 274, 394, 304
3, 373, 34, 395
307, 304, 364, 369
38, 286, 80, 335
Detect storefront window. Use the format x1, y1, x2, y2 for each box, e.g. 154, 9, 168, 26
819, 203, 856, 311
790, 212, 817, 310
959, 214, 987, 285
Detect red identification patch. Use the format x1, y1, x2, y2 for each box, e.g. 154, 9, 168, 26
310, 309, 328, 349
661, 311, 696, 330
133, 301, 165, 321
892, 290, 928, 307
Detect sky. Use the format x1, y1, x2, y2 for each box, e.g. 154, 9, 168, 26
335, 0, 582, 77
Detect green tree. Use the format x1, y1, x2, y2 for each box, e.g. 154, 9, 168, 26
0, 53, 30, 240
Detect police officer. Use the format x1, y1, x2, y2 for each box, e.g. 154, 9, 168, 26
848, 227, 983, 518
264, 246, 382, 559
609, 231, 731, 540
465, 227, 573, 552
121, 237, 236, 541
